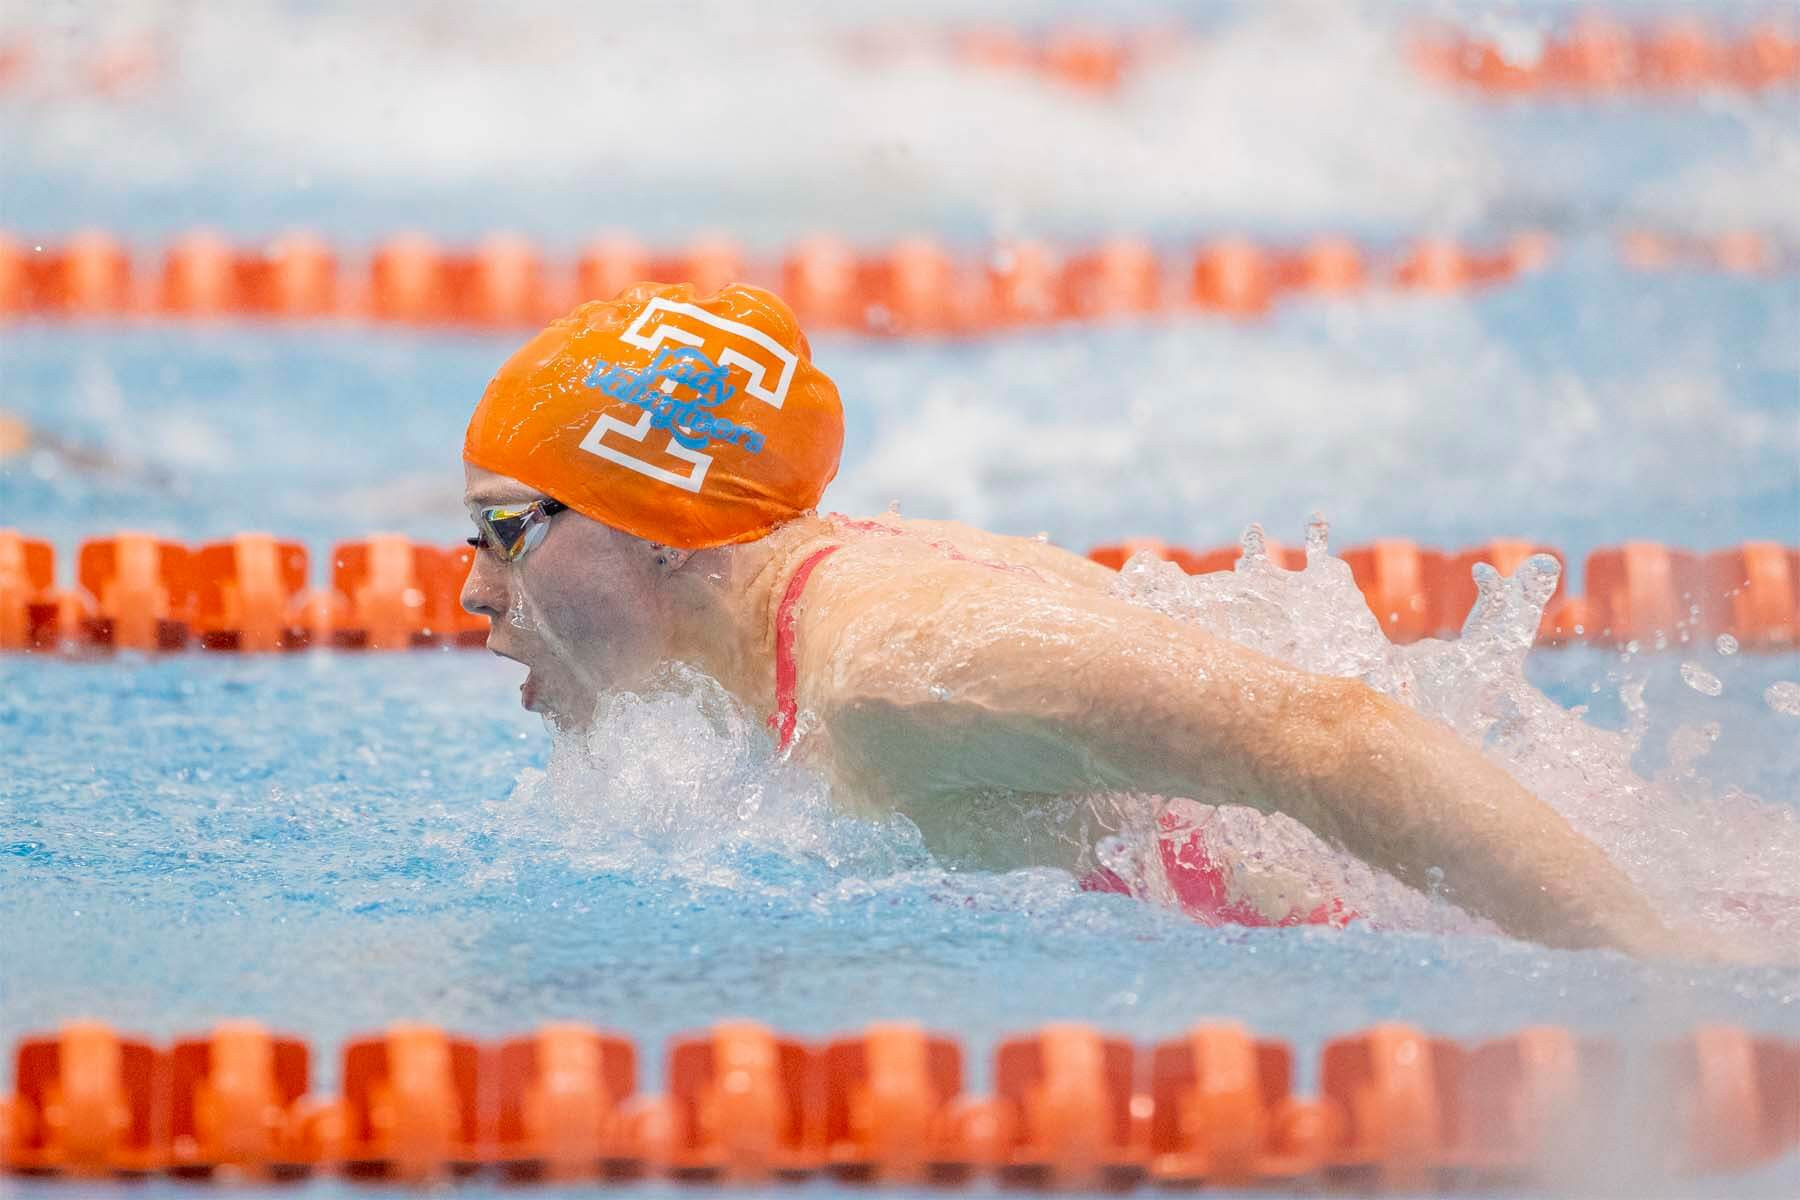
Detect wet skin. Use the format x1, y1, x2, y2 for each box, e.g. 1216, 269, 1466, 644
462, 463, 1692, 958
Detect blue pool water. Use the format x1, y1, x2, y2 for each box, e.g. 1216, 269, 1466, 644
3, 1, 1799, 1196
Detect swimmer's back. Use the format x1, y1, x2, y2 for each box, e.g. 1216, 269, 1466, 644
822, 514, 1119, 594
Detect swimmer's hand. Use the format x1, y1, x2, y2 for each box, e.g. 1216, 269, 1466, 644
808, 561, 1683, 958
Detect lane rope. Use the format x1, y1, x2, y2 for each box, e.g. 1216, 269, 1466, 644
2, 1018, 1794, 1187
1, 530, 1795, 654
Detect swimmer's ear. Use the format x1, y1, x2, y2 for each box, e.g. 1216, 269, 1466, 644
652, 546, 694, 573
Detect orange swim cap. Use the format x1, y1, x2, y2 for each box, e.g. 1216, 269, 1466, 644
464, 282, 843, 549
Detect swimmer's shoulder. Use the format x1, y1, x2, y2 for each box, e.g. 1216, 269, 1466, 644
830, 514, 1118, 592
787, 514, 1124, 716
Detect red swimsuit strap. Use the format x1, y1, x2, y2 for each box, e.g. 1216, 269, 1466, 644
769, 544, 841, 754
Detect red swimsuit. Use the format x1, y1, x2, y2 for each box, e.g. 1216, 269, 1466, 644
768, 544, 840, 754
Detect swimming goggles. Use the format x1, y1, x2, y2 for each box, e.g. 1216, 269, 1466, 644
466, 498, 569, 562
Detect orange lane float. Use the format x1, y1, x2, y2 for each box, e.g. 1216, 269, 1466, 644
1147, 1023, 1338, 1185
76, 533, 194, 651
323, 535, 436, 651
863, 236, 962, 336
1282, 236, 1368, 295
1392, 237, 1525, 292
237, 232, 340, 318
445, 233, 554, 327
819, 1024, 972, 1183
0, 233, 26, 315
1657, 1025, 1800, 1174
780, 235, 862, 330
1060, 237, 1162, 320
1621, 230, 1791, 275
3, 1023, 167, 1176
334, 1025, 487, 1182
977, 1024, 1148, 1189
575, 235, 652, 313
417, 543, 490, 647
1318, 1024, 1454, 1190
1583, 541, 1705, 646
639, 1022, 819, 1181
166, 1022, 321, 1178
1341, 540, 1449, 643
0, 529, 57, 650
1703, 542, 1798, 649
1414, 20, 1800, 95
987, 239, 1063, 326
4, 1021, 1796, 1187
24, 231, 134, 316
647, 233, 746, 304
492, 1023, 638, 1181
933, 19, 1799, 97
1191, 238, 1275, 318
366, 233, 448, 325
1450, 1026, 1619, 1177
191, 534, 309, 652
159, 231, 239, 316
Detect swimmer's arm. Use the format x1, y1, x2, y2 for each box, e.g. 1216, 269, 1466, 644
813, 570, 1678, 956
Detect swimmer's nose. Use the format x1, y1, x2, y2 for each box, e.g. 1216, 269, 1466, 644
460, 549, 507, 619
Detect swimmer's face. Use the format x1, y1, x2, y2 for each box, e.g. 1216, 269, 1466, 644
460, 464, 671, 724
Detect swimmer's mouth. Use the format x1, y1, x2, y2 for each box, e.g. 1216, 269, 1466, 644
488, 644, 540, 710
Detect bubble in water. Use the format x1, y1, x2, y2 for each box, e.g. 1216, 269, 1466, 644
1766, 682, 1800, 717
1680, 663, 1723, 697
1714, 634, 1739, 656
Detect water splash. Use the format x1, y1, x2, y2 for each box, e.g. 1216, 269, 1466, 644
1681, 662, 1724, 697
492, 663, 929, 888
1767, 682, 1800, 717
1113, 518, 1800, 951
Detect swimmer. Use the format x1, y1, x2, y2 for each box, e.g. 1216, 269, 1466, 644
0, 408, 173, 490
460, 282, 1684, 958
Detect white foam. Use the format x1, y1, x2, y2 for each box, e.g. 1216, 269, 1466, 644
830, 314, 1796, 553
1, 1, 1501, 234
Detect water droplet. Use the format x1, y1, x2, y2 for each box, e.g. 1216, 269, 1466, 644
1304, 512, 1330, 558
1517, 554, 1560, 611
1239, 524, 1268, 564
1424, 865, 1445, 894
1765, 681, 1800, 717
1680, 663, 1723, 697
928, 684, 951, 701
1714, 634, 1739, 656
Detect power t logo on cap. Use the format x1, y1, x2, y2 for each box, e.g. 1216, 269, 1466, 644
464, 282, 844, 549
